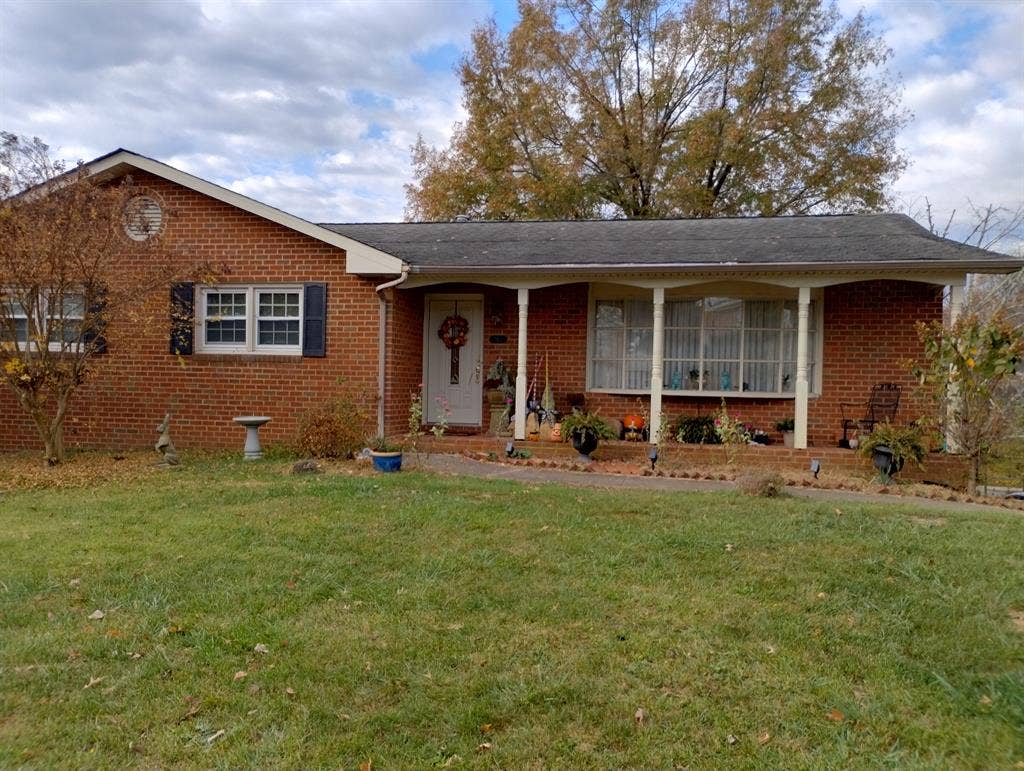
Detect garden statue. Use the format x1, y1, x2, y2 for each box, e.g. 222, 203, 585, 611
154, 413, 180, 466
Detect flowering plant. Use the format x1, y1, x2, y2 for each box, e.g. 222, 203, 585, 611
713, 399, 752, 455
432, 395, 451, 439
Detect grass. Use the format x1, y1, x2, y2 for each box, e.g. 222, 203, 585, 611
985, 438, 1024, 489
1, 456, 1022, 769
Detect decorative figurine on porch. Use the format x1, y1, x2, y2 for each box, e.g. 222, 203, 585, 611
154, 413, 180, 466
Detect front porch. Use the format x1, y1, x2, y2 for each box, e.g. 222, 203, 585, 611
381, 276, 958, 451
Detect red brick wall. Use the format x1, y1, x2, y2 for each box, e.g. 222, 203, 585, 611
392, 279, 942, 447
1, 177, 943, 459
0, 171, 381, 454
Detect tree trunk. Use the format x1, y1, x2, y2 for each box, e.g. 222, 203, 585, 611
967, 455, 980, 496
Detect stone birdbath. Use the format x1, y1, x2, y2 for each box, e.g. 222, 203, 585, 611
233, 416, 271, 460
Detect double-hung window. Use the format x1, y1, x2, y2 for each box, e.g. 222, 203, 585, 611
591, 295, 819, 396
198, 286, 303, 355
2, 291, 84, 351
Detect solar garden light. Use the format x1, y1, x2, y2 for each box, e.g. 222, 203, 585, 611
810, 458, 821, 479
648, 445, 659, 471
506, 440, 515, 458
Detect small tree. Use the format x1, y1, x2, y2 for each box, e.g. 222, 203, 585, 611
0, 133, 193, 464
914, 311, 1024, 494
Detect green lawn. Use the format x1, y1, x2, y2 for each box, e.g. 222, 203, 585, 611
1, 458, 1022, 769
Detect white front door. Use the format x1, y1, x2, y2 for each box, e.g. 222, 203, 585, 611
424, 296, 484, 425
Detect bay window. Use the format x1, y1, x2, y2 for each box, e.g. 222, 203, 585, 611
591, 295, 818, 396
197, 286, 303, 354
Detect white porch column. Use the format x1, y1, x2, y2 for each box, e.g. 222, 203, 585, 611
794, 286, 811, 450
946, 279, 966, 451
649, 287, 665, 444
949, 281, 965, 325
514, 288, 529, 441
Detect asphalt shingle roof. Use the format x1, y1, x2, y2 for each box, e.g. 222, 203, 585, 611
320, 213, 1019, 269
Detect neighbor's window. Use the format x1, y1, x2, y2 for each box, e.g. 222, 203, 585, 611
591, 297, 817, 395
198, 286, 302, 354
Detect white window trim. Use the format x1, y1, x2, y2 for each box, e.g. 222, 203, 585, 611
195, 285, 303, 356
586, 289, 824, 398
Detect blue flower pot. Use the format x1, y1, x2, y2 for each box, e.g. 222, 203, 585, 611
371, 451, 403, 472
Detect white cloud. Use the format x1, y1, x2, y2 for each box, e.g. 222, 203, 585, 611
1, 0, 1020, 245
0, 0, 483, 221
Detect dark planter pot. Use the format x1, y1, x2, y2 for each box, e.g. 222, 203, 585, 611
371, 451, 403, 473
570, 428, 599, 461
871, 445, 904, 483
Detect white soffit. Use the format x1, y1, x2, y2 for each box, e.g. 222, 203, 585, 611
84, 151, 405, 276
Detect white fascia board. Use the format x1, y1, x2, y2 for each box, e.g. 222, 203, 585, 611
85, 151, 405, 276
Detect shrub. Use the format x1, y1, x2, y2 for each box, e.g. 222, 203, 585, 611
673, 415, 720, 444
297, 388, 373, 459
736, 471, 786, 497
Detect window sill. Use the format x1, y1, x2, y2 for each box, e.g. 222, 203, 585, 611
191, 352, 304, 364
588, 388, 820, 399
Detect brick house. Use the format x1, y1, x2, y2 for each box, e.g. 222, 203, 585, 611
2, 149, 1021, 455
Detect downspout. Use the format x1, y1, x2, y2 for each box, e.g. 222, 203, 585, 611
375, 266, 410, 438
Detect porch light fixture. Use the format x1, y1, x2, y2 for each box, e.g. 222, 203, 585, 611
648, 445, 658, 471
810, 459, 821, 479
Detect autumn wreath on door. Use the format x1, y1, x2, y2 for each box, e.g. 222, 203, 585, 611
438, 313, 469, 384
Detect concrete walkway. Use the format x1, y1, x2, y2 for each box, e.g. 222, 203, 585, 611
418, 454, 1020, 515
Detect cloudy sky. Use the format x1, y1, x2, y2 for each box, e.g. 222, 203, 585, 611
1, 0, 1022, 248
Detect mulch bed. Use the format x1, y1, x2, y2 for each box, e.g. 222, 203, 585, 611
464, 450, 1024, 512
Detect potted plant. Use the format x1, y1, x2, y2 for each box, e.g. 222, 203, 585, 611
369, 436, 403, 472
484, 358, 514, 405
560, 410, 617, 461
775, 418, 795, 448
858, 420, 925, 484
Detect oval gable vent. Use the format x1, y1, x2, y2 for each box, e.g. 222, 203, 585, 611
124, 196, 163, 241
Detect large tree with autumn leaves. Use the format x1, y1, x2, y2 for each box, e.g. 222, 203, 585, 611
406, 0, 906, 221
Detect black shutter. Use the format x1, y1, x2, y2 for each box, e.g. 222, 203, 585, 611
170, 282, 195, 355
83, 290, 108, 354
302, 282, 327, 357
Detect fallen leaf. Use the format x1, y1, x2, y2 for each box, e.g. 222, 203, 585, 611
206, 729, 225, 743
176, 703, 201, 724
285, 687, 296, 697
726, 734, 738, 745
758, 731, 771, 745
254, 643, 269, 655
129, 652, 142, 660
634, 707, 647, 725
979, 694, 993, 706
826, 709, 844, 722
88, 609, 106, 620
358, 759, 372, 771
84, 676, 105, 689
725, 543, 734, 552
106, 628, 123, 638
816, 592, 828, 599
441, 754, 462, 767
233, 671, 247, 681
285, 580, 297, 590
476, 742, 492, 752
834, 508, 843, 516
481, 723, 493, 733
69, 578, 81, 588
